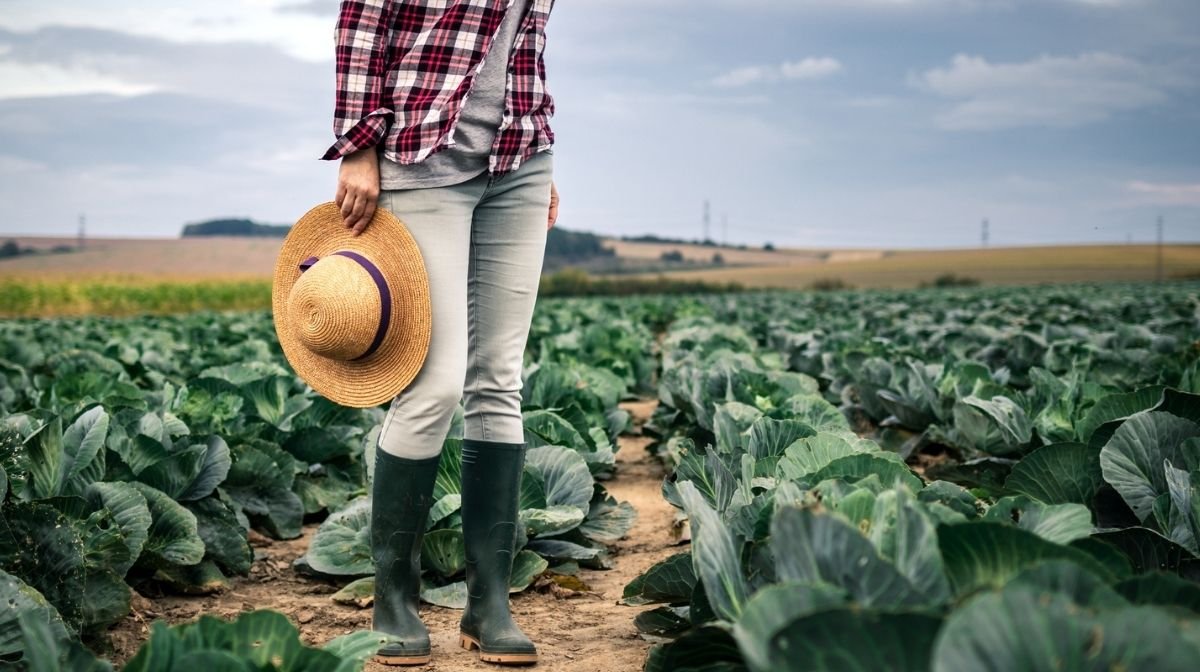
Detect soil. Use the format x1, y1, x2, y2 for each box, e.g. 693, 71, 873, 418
106, 400, 678, 671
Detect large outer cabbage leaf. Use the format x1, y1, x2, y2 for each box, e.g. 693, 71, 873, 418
771, 505, 927, 609
303, 496, 372, 577
932, 585, 1200, 672
524, 445, 593, 516
1099, 412, 1200, 522
23, 407, 108, 499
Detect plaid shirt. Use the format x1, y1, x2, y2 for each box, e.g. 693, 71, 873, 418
320, 0, 556, 176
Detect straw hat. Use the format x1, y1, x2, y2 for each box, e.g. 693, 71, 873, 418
272, 202, 431, 408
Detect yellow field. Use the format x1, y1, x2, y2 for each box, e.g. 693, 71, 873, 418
0, 277, 271, 317
631, 244, 1200, 289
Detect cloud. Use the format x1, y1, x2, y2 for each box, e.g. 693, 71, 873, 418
0, 23, 336, 179
0, 1, 334, 62
0, 26, 327, 110
1126, 180, 1200, 205
278, 0, 337, 16
593, 0, 1140, 13
0, 61, 156, 98
914, 51, 1186, 130
713, 57, 842, 87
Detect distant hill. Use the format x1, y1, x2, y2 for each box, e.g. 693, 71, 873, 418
181, 218, 290, 238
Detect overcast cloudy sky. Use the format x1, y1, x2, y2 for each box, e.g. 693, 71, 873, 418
0, 0, 1197, 247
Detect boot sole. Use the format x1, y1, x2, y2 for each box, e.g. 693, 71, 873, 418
373, 652, 432, 666
460, 633, 538, 665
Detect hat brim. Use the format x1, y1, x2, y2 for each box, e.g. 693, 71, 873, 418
272, 202, 431, 408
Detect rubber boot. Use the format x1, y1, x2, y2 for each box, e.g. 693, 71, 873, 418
371, 450, 440, 666
459, 440, 538, 665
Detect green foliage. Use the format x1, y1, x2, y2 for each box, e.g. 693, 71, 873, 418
0, 279, 273, 317
919, 273, 980, 288
543, 227, 616, 262
122, 610, 394, 672
635, 282, 1200, 672
3, 279, 1200, 669
538, 269, 744, 298
809, 278, 851, 292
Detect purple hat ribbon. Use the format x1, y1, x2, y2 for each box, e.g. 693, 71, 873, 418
299, 251, 392, 361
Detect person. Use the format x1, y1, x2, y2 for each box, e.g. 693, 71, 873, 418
319, 0, 559, 666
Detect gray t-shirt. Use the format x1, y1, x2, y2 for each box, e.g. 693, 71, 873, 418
379, 0, 531, 189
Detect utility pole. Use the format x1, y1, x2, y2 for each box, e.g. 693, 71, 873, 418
1156, 215, 1164, 282
981, 218, 989, 248
702, 200, 711, 243
721, 213, 728, 247
78, 214, 86, 250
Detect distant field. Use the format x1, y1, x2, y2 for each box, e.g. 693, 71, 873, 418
634, 244, 1200, 289
2, 235, 839, 278
8, 236, 1193, 286
0, 237, 281, 278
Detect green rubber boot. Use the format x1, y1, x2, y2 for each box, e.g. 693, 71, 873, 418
371, 450, 440, 666
459, 440, 538, 666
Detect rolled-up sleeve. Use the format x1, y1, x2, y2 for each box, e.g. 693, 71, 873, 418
320, 0, 396, 160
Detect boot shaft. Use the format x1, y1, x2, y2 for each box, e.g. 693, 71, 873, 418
458, 439, 537, 660
460, 440, 525, 602
371, 450, 441, 626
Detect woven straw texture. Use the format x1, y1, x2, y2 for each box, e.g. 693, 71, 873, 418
272, 202, 431, 408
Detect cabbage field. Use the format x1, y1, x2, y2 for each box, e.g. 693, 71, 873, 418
1, 281, 1198, 670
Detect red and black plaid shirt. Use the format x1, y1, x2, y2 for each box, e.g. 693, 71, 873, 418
320, 0, 556, 175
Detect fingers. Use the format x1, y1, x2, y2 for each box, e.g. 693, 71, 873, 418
349, 192, 368, 230
336, 148, 380, 235
340, 189, 357, 223
352, 198, 376, 236
336, 186, 378, 235
547, 181, 560, 230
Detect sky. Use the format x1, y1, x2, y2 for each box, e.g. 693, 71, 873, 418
0, 0, 1198, 248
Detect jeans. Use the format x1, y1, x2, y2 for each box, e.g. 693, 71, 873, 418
375, 150, 552, 458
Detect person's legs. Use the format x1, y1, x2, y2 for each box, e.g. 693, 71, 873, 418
370, 175, 487, 666
377, 177, 487, 457
462, 150, 553, 441
459, 150, 552, 665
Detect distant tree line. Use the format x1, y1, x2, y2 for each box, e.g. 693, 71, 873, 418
0, 240, 27, 259
181, 219, 291, 238
624, 233, 721, 247
545, 227, 616, 261
622, 233, 774, 252
659, 249, 725, 265
0, 239, 76, 261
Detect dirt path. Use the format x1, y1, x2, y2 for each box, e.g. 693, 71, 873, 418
108, 400, 677, 671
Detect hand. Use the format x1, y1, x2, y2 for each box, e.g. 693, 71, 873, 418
547, 181, 559, 230
335, 147, 380, 236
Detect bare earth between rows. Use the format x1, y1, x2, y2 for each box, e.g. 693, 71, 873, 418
108, 400, 675, 671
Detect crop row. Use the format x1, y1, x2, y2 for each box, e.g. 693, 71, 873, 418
628, 283, 1200, 670
0, 299, 661, 668
2, 281, 1197, 669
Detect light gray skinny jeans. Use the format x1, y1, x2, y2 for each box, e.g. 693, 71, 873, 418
375, 150, 552, 459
